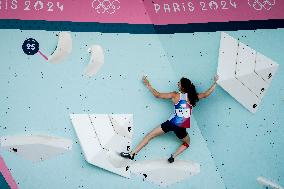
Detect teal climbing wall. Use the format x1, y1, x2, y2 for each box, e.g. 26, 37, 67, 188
0, 29, 283, 189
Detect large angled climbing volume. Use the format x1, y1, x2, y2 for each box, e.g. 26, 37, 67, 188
70, 114, 134, 178
217, 32, 279, 113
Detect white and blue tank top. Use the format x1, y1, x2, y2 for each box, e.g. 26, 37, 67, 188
168, 93, 192, 128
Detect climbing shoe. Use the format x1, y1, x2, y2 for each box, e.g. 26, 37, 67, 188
120, 152, 135, 160
168, 154, 174, 163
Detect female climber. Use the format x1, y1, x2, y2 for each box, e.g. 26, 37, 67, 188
120, 75, 219, 163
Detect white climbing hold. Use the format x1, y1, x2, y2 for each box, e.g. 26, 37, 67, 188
0, 135, 72, 162
130, 159, 200, 187
85, 45, 104, 76
48, 32, 72, 63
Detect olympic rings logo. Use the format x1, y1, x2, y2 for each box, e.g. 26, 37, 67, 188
248, 0, 276, 10
91, 0, 120, 14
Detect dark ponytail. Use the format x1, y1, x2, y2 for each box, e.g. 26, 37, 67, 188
180, 77, 199, 107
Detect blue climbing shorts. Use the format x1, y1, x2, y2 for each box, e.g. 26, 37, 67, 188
161, 120, 188, 139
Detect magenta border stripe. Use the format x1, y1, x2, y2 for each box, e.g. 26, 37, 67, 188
0, 155, 19, 189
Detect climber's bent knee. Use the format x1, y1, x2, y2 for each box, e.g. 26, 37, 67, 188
182, 142, 189, 148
